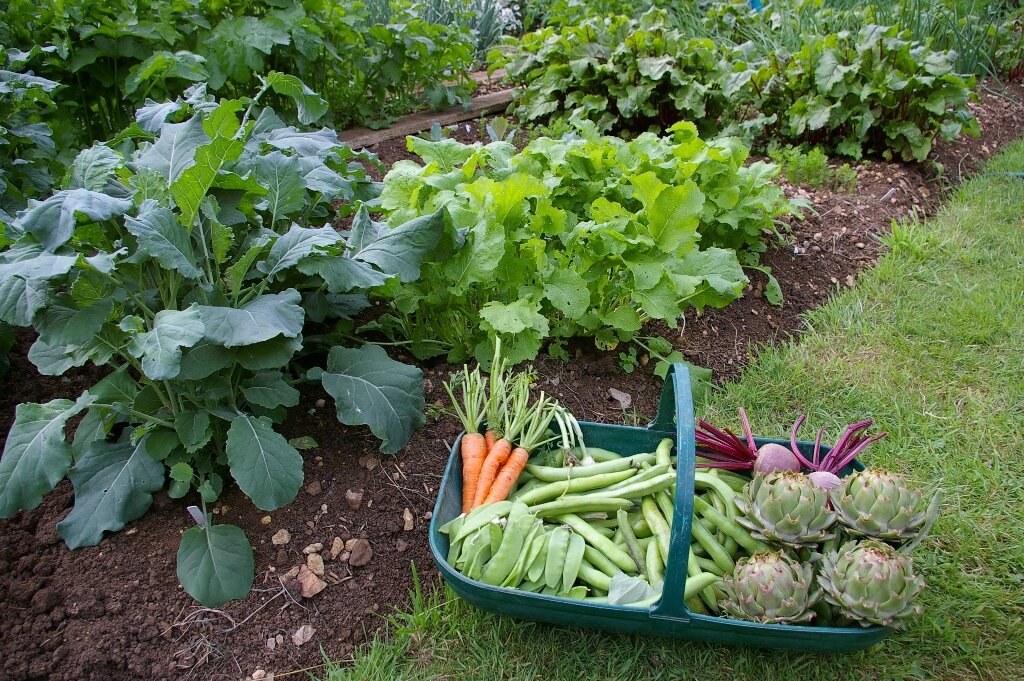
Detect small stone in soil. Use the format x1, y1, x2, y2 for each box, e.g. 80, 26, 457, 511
271, 529, 290, 545
423, 511, 432, 520
275, 550, 289, 565
292, 624, 316, 647
330, 537, 344, 560
303, 542, 323, 555
344, 538, 357, 551
345, 489, 364, 510
281, 565, 301, 583
252, 671, 266, 681
306, 480, 322, 496
348, 538, 373, 567
403, 508, 414, 531
261, 515, 272, 525
396, 539, 409, 553
267, 638, 276, 651
307, 553, 325, 577
297, 565, 327, 598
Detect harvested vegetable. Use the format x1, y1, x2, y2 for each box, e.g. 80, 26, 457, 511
817, 540, 925, 629
695, 408, 801, 473
720, 551, 821, 624
830, 469, 940, 546
734, 471, 836, 548
444, 365, 488, 513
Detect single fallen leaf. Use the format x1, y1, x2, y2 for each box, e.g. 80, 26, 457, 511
608, 388, 632, 409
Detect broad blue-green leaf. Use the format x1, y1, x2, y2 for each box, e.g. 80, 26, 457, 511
17, 189, 133, 251
646, 182, 704, 252
226, 413, 303, 510
177, 340, 236, 380
261, 71, 329, 125
136, 99, 182, 133
124, 201, 202, 278
200, 290, 303, 348
170, 131, 245, 230
257, 224, 340, 279
27, 336, 86, 375
298, 255, 390, 292
127, 304, 205, 380
55, 431, 165, 548
348, 208, 444, 282
35, 296, 113, 346
318, 344, 425, 454
242, 371, 300, 409
177, 523, 254, 607
543, 269, 590, 319
262, 127, 343, 158
0, 250, 78, 325
69, 146, 123, 191
235, 334, 302, 370
251, 151, 305, 225
0, 394, 94, 517
135, 115, 210, 183
175, 410, 212, 453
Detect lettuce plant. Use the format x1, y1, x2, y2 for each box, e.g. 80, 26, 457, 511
375, 120, 795, 365
0, 76, 443, 606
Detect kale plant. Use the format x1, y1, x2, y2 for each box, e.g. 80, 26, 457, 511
0, 76, 443, 606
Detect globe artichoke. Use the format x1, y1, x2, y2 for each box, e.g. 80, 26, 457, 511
817, 540, 925, 629
830, 469, 937, 544
720, 551, 821, 624
735, 471, 836, 548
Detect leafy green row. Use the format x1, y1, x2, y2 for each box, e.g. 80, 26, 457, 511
0, 77, 443, 607
372, 120, 797, 366
0, 0, 477, 140
495, 10, 981, 161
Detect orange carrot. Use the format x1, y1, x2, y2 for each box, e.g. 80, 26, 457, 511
484, 429, 498, 453
473, 437, 513, 508
460, 432, 487, 513
444, 365, 487, 514
484, 446, 529, 504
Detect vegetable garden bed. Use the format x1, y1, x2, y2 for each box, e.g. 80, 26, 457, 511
0, 79, 1021, 680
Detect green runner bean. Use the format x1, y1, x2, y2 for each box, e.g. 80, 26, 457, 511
577, 560, 612, 591
554, 513, 638, 573
582, 544, 620, 578
646, 538, 664, 586
692, 496, 769, 554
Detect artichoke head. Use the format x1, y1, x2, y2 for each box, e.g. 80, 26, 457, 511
735, 471, 836, 548
817, 540, 925, 629
720, 551, 821, 624
830, 469, 935, 543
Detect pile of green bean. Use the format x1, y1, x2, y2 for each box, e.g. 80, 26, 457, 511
439, 438, 766, 609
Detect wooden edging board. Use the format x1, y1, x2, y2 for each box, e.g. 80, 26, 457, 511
338, 85, 517, 149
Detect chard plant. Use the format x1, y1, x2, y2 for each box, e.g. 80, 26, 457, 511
0, 75, 444, 606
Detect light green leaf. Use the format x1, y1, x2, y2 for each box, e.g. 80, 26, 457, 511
318, 344, 425, 454
646, 182, 704, 252
0, 394, 94, 517
543, 269, 590, 319
124, 200, 203, 278
170, 462, 194, 482
136, 100, 182, 133
69, 145, 123, 191
241, 371, 300, 410
299, 255, 390, 292
348, 208, 445, 282
127, 303, 205, 380
226, 413, 303, 510
261, 72, 329, 125
480, 299, 550, 336
135, 114, 210, 183
199, 290, 304, 348
55, 431, 165, 548
177, 523, 254, 606
224, 241, 269, 297
288, 436, 319, 450
124, 50, 207, 95
17, 189, 133, 251
170, 132, 244, 230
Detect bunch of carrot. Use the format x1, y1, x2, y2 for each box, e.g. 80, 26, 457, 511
444, 342, 583, 513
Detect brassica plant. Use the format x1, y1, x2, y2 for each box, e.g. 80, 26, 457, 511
0, 76, 443, 606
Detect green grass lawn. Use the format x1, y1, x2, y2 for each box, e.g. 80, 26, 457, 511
323, 140, 1024, 681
